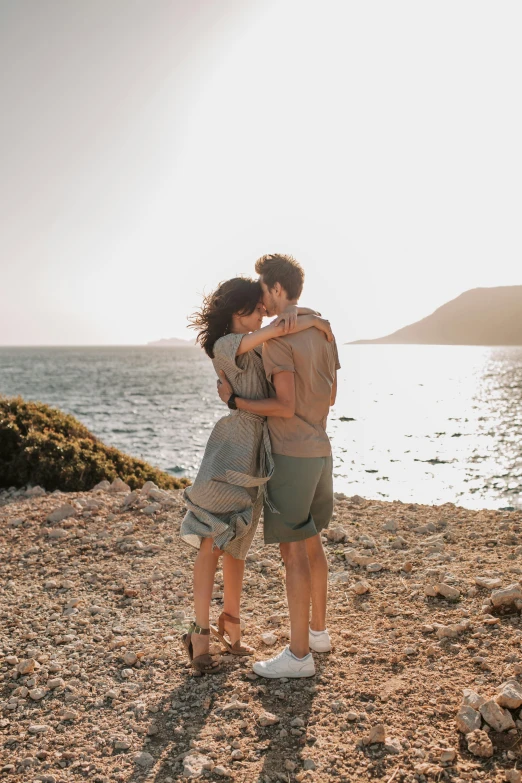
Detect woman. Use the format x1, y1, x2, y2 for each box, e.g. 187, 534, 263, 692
180, 276, 332, 674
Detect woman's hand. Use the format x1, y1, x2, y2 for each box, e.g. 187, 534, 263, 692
314, 317, 334, 342
217, 370, 234, 404
272, 305, 299, 334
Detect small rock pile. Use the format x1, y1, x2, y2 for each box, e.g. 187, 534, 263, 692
456, 681, 522, 757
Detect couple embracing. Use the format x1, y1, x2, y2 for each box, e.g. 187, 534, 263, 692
180, 254, 340, 679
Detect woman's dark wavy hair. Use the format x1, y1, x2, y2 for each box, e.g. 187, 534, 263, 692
189, 277, 262, 358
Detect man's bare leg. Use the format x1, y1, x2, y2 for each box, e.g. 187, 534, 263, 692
305, 533, 328, 632
280, 540, 311, 659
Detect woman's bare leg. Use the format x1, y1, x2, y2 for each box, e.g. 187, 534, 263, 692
222, 552, 245, 645
192, 537, 221, 658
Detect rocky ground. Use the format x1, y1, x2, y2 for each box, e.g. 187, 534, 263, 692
1, 481, 522, 783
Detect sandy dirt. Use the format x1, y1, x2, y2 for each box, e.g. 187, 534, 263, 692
1, 482, 521, 783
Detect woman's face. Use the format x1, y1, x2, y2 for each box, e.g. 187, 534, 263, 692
236, 300, 266, 332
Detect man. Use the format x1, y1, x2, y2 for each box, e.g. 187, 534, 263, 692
218, 253, 340, 678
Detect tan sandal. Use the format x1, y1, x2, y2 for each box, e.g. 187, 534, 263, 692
211, 612, 254, 656
182, 622, 222, 675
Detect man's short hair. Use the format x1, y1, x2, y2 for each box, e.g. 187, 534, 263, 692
254, 254, 305, 300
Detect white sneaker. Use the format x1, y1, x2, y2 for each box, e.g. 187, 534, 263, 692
253, 646, 316, 679
309, 628, 331, 653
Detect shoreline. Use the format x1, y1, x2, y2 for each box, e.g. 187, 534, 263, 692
1, 482, 521, 782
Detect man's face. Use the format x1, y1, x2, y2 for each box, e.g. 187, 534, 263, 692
259, 277, 278, 316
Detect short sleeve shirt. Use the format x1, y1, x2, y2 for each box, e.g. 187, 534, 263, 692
262, 330, 341, 457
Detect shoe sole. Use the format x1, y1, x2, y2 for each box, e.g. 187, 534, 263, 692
252, 666, 315, 679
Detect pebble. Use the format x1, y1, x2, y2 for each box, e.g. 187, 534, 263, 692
496, 679, 522, 709
364, 724, 386, 745
231, 749, 244, 760
123, 651, 138, 665
259, 711, 279, 726
46, 503, 77, 523
456, 705, 482, 734
506, 771, 522, 783
480, 700, 516, 732
352, 580, 371, 595
17, 658, 36, 674
466, 728, 493, 758
134, 751, 155, 768
261, 632, 278, 646
28, 724, 50, 734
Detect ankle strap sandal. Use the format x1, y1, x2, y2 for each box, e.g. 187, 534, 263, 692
181, 621, 221, 675
211, 612, 254, 656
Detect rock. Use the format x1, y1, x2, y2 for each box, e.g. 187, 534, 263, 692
303, 758, 317, 770
435, 583, 460, 599
114, 739, 131, 750
326, 527, 347, 543
366, 562, 384, 573
214, 767, 230, 777
506, 771, 522, 783
48, 528, 68, 539
480, 700, 516, 732
46, 504, 76, 523
26, 486, 46, 497
352, 580, 371, 595
222, 700, 249, 712
475, 576, 502, 589
259, 712, 279, 727
231, 749, 244, 760
284, 760, 297, 771
496, 680, 522, 709
29, 688, 46, 701
346, 711, 358, 721
28, 724, 50, 734
455, 705, 482, 734
123, 651, 138, 666
385, 738, 403, 754
439, 748, 456, 763
17, 658, 36, 675
383, 519, 398, 532
92, 480, 110, 490
424, 584, 438, 597
134, 751, 155, 769
364, 724, 386, 745
261, 632, 278, 646
109, 478, 131, 494
491, 583, 522, 608
462, 689, 486, 710
141, 480, 159, 496
466, 729, 493, 758
291, 717, 305, 728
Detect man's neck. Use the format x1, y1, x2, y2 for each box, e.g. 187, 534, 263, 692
274, 298, 298, 316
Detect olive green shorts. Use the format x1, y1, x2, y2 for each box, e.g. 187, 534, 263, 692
263, 454, 334, 545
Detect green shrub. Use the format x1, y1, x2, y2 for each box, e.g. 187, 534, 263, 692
0, 396, 190, 492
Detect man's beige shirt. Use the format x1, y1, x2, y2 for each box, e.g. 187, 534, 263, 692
262, 329, 341, 458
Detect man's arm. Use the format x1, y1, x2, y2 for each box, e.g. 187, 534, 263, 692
217, 370, 295, 418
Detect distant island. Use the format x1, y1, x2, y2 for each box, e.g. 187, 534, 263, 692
146, 337, 197, 347
351, 285, 522, 346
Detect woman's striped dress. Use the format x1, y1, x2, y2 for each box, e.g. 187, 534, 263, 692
179, 332, 275, 560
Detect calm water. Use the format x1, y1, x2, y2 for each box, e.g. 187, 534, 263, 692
1, 345, 521, 510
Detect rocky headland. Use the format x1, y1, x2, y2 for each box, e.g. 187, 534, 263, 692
1, 481, 521, 782
351, 286, 522, 346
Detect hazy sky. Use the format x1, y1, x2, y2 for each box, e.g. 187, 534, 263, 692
1, 0, 521, 346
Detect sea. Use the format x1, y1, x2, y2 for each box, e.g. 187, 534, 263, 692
1, 344, 521, 511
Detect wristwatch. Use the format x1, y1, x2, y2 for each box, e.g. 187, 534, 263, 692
227, 393, 238, 410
